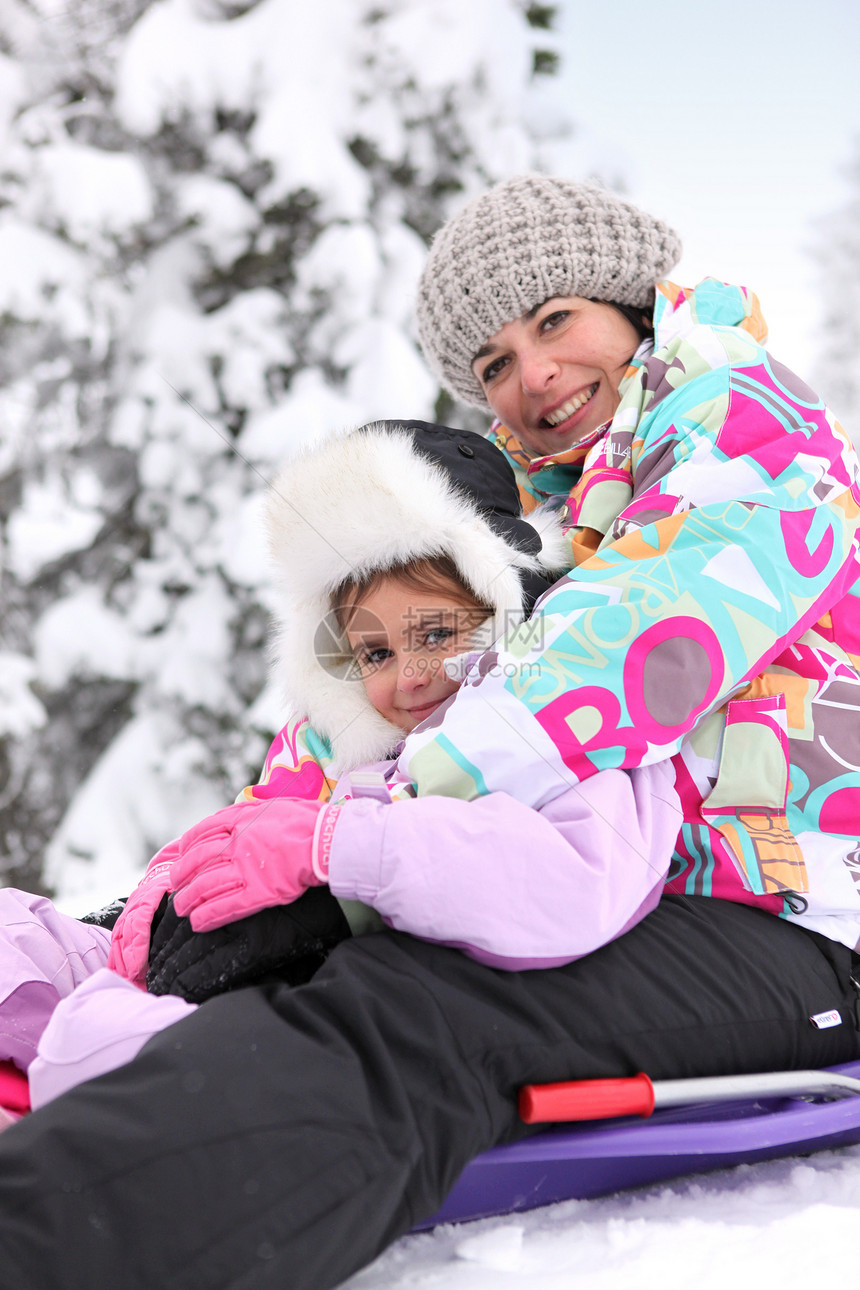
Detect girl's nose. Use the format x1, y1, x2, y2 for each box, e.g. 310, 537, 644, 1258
398, 655, 432, 692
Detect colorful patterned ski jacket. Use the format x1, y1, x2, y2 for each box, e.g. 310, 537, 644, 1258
323, 279, 860, 956
250, 279, 860, 963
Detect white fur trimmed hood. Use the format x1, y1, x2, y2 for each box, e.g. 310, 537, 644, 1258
264, 422, 568, 772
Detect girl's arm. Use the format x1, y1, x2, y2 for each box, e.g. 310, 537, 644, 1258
327, 761, 681, 969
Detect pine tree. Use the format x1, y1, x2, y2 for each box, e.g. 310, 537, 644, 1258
0, 0, 601, 908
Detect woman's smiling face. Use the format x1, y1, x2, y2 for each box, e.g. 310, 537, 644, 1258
471, 297, 642, 457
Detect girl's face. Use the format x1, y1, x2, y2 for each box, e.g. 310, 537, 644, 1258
471, 296, 642, 457
344, 575, 489, 733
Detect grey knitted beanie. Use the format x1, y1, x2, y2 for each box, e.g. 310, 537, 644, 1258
416, 174, 682, 408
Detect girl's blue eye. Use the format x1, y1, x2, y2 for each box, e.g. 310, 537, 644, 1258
358, 646, 393, 670
424, 627, 455, 649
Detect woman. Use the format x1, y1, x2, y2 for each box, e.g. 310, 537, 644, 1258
0, 178, 858, 1290
410, 176, 860, 940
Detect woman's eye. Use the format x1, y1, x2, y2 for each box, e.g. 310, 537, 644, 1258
540, 310, 569, 332
481, 355, 508, 384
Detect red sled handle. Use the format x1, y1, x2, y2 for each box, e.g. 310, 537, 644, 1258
519, 1072, 655, 1124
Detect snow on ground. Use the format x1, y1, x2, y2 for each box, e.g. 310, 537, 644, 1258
345, 1145, 860, 1288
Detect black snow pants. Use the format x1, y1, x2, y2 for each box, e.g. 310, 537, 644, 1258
0, 894, 858, 1290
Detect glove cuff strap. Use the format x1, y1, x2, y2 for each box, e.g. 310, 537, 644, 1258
312, 805, 341, 882
145, 860, 173, 886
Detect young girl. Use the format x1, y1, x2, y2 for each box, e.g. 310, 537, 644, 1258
228, 416, 561, 807
0, 418, 570, 1112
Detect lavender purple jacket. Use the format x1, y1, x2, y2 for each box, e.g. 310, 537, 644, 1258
244, 720, 681, 970
326, 765, 680, 970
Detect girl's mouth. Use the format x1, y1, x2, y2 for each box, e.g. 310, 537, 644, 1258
404, 701, 438, 720
541, 383, 598, 428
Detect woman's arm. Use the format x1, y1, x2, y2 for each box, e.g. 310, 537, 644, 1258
389, 335, 860, 810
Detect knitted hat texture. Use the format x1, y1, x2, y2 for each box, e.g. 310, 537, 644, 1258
416, 174, 682, 408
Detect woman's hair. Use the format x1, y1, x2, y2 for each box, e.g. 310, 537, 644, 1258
333, 554, 493, 634
603, 299, 655, 344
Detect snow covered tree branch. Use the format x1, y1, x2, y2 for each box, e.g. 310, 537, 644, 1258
0, 0, 609, 910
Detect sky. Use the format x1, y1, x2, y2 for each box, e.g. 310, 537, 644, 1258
556, 0, 860, 380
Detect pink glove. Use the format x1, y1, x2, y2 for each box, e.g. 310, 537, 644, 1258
170, 798, 341, 933
107, 839, 181, 983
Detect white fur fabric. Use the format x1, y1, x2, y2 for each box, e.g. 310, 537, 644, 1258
264, 425, 566, 770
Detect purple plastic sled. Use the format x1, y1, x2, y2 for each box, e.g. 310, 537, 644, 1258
415, 1058, 860, 1229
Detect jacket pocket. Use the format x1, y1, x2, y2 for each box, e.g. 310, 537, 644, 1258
701, 693, 807, 897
